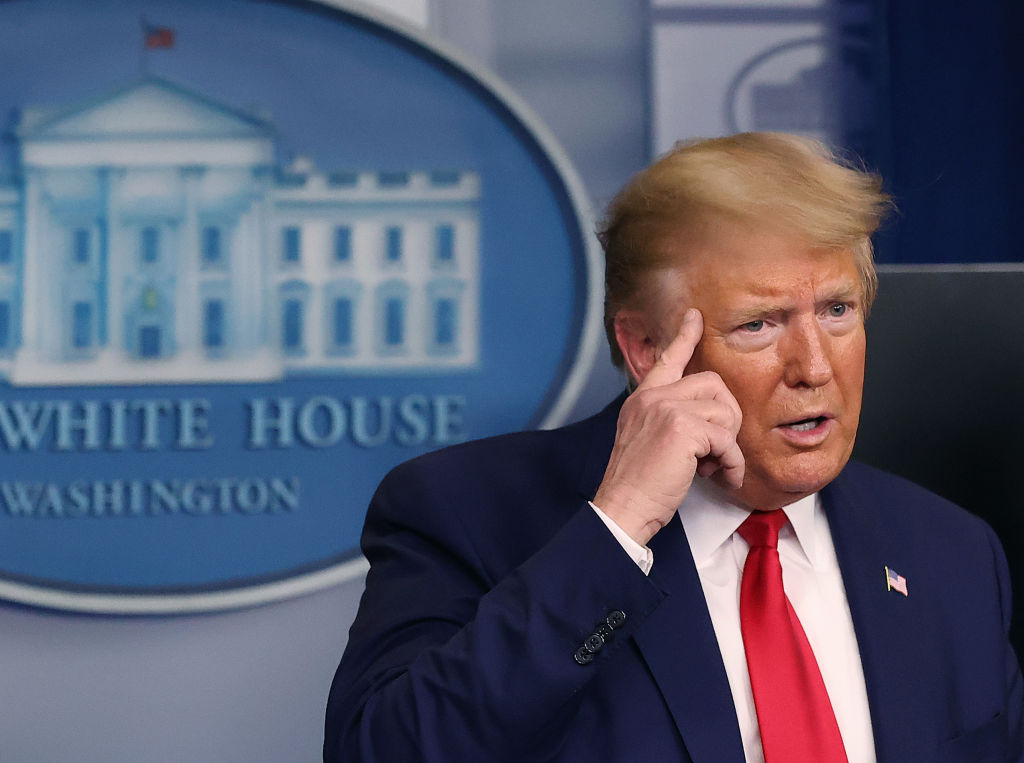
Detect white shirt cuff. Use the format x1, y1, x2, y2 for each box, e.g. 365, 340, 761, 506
589, 501, 654, 575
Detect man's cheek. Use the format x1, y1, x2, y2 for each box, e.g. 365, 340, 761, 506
735, 423, 764, 457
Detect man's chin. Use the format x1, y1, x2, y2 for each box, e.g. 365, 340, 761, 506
719, 463, 846, 510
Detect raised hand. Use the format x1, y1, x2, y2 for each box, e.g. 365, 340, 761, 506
593, 309, 744, 546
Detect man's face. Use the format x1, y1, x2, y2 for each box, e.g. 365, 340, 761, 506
644, 223, 866, 509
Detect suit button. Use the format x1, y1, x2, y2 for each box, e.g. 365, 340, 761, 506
584, 633, 605, 653
574, 646, 595, 665
594, 623, 613, 640
606, 610, 626, 629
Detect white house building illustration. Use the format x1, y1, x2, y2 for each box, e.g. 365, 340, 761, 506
0, 76, 479, 385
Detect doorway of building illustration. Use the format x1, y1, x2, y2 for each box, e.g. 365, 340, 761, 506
139, 325, 161, 358
125, 283, 174, 360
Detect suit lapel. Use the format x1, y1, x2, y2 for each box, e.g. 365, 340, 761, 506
823, 469, 932, 762
633, 518, 746, 763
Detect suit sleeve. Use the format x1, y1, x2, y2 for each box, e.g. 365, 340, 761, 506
323, 459, 666, 762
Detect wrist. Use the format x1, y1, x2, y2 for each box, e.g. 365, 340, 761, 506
591, 488, 665, 546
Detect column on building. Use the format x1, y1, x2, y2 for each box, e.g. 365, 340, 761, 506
236, 168, 272, 355
19, 168, 62, 361
100, 167, 122, 357
178, 166, 203, 358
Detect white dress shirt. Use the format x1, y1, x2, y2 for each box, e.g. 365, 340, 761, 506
593, 478, 876, 763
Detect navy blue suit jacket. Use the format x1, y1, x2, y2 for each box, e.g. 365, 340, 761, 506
325, 397, 1023, 761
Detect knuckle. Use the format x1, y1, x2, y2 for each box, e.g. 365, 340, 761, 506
691, 370, 724, 385
629, 387, 659, 409
639, 394, 687, 425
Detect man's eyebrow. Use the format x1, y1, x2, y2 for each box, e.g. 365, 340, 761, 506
816, 282, 862, 305
723, 303, 791, 323
723, 283, 863, 323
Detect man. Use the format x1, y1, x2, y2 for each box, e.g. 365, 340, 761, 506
325, 133, 1023, 761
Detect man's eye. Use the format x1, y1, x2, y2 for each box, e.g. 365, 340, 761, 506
741, 320, 764, 332
828, 304, 848, 317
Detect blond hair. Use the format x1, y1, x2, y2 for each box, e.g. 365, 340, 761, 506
599, 132, 893, 368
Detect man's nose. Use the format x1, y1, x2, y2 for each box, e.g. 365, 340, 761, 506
781, 317, 833, 388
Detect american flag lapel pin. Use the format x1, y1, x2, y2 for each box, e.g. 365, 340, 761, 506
885, 566, 908, 596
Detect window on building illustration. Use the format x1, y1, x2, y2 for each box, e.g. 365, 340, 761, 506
379, 171, 409, 187
202, 226, 222, 265
328, 171, 359, 187
325, 280, 361, 356
385, 226, 402, 263
333, 297, 353, 347
73, 228, 90, 264
204, 299, 224, 349
283, 226, 301, 263
0, 302, 10, 350
434, 297, 457, 347
334, 226, 352, 262
141, 226, 160, 263
385, 297, 404, 346
375, 280, 409, 356
426, 278, 464, 357
72, 302, 92, 348
283, 298, 303, 352
429, 170, 460, 186
0, 229, 12, 265
435, 224, 455, 265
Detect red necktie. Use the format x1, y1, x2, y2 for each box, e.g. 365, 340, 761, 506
737, 510, 848, 763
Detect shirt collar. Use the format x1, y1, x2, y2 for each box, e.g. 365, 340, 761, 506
678, 478, 823, 569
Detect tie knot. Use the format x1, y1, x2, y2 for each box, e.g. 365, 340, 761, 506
737, 509, 788, 549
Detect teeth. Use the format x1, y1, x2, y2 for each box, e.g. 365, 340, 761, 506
788, 419, 819, 432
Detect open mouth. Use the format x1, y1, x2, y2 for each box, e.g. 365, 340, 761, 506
783, 416, 828, 432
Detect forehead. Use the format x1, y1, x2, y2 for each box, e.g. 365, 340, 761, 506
656, 224, 862, 309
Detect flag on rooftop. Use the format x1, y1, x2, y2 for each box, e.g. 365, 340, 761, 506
143, 22, 174, 49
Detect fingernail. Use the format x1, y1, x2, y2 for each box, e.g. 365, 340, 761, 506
684, 308, 699, 323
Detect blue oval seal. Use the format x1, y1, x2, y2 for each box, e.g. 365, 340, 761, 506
0, 0, 601, 613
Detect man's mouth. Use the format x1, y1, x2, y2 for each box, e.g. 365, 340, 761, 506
774, 414, 835, 446
783, 416, 828, 432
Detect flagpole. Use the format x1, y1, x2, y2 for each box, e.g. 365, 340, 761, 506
139, 17, 175, 70
139, 16, 148, 76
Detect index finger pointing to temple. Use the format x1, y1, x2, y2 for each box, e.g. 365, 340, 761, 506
638, 308, 704, 390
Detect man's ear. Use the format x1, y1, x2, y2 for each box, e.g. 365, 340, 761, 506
614, 310, 658, 386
